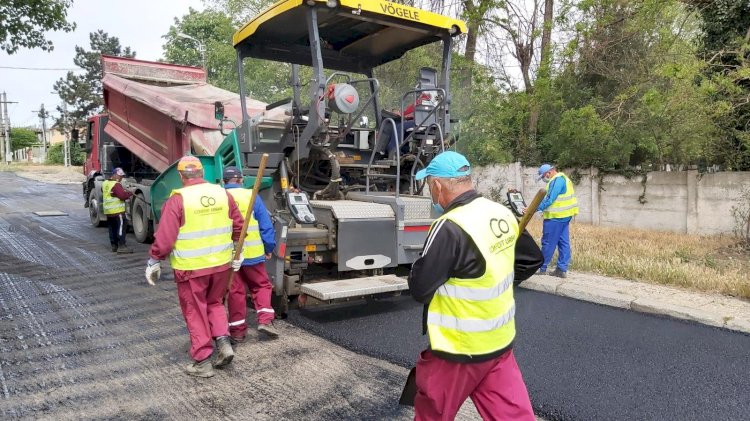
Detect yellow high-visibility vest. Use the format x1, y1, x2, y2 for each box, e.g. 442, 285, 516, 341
543, 172, 579, 219
102, 180, 126, 215
169, 183, 234, 271
426, 197, 518, 357
227, 188, 265, 261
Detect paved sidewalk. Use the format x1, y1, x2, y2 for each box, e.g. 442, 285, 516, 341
520, 272, 750, 335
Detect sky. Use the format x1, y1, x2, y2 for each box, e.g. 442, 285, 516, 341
0, 0, 205, 129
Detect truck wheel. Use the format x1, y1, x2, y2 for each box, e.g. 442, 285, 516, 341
132, 194, 153, 243
88, 190, 106, 227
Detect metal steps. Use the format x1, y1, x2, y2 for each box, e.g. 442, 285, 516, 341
300, 274, 408, 301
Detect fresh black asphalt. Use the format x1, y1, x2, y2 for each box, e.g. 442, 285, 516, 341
288, 289, 750, 420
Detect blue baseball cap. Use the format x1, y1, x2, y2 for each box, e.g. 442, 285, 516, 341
222, 166, 243, 181
415, 151, 472, 181
537, 164, 554, 181
112, 167, 125, 177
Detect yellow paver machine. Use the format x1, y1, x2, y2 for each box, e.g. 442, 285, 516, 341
230, 0, 467, 314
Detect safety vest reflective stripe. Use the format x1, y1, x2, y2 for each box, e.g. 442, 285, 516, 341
172, 243, 233, 259
428, 304, 515, 333
543, 172, 579, 219
436, 272, 514, 301
176, 226, 233, 240
102, 180, 126, 215
547, 203, 578, 213
227, 188, 265, 261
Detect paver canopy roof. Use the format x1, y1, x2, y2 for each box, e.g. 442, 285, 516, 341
233, 0, 467, 73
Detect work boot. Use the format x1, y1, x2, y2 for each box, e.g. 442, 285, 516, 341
213, 336, 234, 368
185, 358, 214, 378
229, 335, 246, 346
538, 268, 547, 276
258, 323, 279, 338
111, 245, 118, 253
551, 268, 568, 279
117, 245, 133, 254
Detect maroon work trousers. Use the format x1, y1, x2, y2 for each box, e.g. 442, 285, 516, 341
227, 263, 275, 338
414, 349, 535, 421
175, 269, 231, 362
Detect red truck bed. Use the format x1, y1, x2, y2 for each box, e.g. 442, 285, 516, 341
101, 55, 268, 172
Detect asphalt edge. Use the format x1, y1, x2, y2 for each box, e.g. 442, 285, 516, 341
519, 275, 750, 335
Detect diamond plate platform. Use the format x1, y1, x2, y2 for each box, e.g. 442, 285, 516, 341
300, 274, 408, 300
310, 200, 394, 219
400, 196, 432, 220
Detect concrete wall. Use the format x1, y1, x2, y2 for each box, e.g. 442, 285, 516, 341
474, 163, 750, 235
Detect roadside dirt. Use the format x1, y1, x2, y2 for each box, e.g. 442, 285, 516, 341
0, 172, 484, 420
0, 164, 85, 185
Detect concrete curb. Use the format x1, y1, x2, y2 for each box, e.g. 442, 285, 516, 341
519, 273, 750, 335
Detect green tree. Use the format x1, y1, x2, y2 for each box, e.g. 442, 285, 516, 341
45, 141, 85, 166
9, 128, 39, 151
162, 6, 291, 102
0, 0, 76, 54
552, 105, 630, 169
52, 30, 135, 131
688, 0, 750, 170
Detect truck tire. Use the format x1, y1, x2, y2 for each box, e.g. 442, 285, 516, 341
88, 190, 106, 227
132, 194, 153, 243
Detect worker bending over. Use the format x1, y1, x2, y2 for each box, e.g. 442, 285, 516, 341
408, 151, 542, 420
144, 156, 244, 378
222, 166, 280, 341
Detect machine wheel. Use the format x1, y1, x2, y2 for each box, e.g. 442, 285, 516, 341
132, 194, 153, 243
88, 189, 106, 228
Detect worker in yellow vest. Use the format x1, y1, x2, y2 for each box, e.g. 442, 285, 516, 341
407, 151, 542, 420
102, 167, 133, 253
144, 156, 245, 378
535, 164, 579, 278
222, 166, 279, 342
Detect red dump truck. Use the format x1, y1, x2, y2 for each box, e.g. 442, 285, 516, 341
81, 55, 268, 241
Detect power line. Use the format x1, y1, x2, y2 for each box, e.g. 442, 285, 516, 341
0, 66, 83, 71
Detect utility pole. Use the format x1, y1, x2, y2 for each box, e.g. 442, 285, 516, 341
1, 92, 18, 165
33, 104, 49, 158
62, 102, 69, 167
0, 92, 5, 163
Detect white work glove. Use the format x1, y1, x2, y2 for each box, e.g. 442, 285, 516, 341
231, 258, 242, 272
145, 258, 161, 286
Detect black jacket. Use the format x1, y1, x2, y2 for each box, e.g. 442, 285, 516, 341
407, 190, 543, 363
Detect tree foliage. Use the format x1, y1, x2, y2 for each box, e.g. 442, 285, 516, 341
45, 141, 85, 166
0, 0, 76, 54
52, 30, 135, 132
9, 128, 39, 152
163, 6, 291, 103
688, 0, 750, 170
152, 0, 750, 171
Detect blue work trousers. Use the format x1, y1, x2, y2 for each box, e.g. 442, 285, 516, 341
541, 217, 571, 272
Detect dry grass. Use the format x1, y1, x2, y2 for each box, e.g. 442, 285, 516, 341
526, 219, 750, 299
